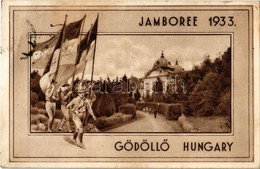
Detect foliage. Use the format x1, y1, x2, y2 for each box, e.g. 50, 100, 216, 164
152, 92, 164, 102
96, 113, 132, 130
119, 104, 137, 119
30, 70, 45, 101
96, 94, 116, 117
186, 47, 231, 116
165, 103, 183, 120
188, 72, 219, 116
31, 91, 38, 106
34, 101, 45, 109
137, 102, 182, 120
215, 88, 231, 115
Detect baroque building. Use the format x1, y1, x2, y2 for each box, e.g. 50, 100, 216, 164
141, 51, 184, 99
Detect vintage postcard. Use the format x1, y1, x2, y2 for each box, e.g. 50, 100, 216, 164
1, 0, 259, 168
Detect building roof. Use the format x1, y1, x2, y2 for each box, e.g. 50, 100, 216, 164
153, 52, 173, 69
144, 51, 184, 78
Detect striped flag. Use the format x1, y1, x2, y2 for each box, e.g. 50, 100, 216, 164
31, 15, 85, 72
39, 15, 86, 92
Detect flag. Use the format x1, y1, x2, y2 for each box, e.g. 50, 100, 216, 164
39, 15, 98, 93
76, 16, 98, 64
43, 16, 85, 75
31, 15, 85, 72
31, 33, 60, 69
39, 16, 86, 92
39, 38, 90, 93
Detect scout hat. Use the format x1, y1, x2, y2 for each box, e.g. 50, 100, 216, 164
77, 81, 90, 93
60, 83, 71, 92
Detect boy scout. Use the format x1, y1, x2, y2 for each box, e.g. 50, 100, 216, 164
45, 79, 59, 132
66, 81, 96, 149
57, 83, 73, 132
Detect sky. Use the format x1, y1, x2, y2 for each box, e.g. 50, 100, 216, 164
83, 34, 230, 80
32, 34, 230, 80
20, 11, 230, 80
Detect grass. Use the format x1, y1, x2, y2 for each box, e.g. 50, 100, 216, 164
183, 115, 231, 132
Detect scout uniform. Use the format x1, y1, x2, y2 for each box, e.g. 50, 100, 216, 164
57, 83, 73, 132
66, 81, 96, 149
45, 79, 58, 132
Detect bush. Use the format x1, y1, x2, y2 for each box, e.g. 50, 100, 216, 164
31, 114, 48, 125
31, 106, 38, 115
96, 94, 116, 117
137, 102, 183, 120
31, 124, 38, 131
37, 123, 46, 131
119, 104, 136, 119
152, 92, 164, 102
34, 101, 46, 109
31, 71, 45, 101
157, 103, 168, 114
112, 93, 128, 112
96, 113, 132, 130
165, 104, 183, 120
37, 108, 48, 116
215, 88, 231, 115
137, 102, 157, 111
188, 72, 219, 116
31, 91, 38, 106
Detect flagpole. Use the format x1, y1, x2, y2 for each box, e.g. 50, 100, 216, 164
88, 14, 99, 98
53, 15, 68, 81
81, 24, 93, 80
70, 15, 86, 90
90, 14, 99, 87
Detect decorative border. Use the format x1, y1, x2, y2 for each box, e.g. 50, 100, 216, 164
8, 5, 253, 162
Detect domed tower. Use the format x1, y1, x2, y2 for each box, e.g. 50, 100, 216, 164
172, 59, 184, 73
153, 51, 173, 69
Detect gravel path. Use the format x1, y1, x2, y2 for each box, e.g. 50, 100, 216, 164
107, 111, 183, 132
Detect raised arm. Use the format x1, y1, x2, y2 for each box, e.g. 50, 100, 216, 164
45, 86, 54, 98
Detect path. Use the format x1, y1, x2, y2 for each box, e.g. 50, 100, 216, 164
107, 111, 183, 132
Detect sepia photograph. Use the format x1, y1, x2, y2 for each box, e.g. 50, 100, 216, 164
1, 1, 259, 168
29, 27, 232, 135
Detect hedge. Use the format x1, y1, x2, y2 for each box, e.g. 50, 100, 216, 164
165, 103, 183, 120
96, 113, 132, 130
137, 102, 183, 120
96, 94, 116, 117
119, 104, 137, 119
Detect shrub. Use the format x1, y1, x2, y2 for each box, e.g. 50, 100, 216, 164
31, 114, 48, 125
31, 71, 46, 101
96, 94, 116, 117
137, 102, 157, 112
152, 92, 164, 102
165, 104, 183, 120
137, 102, 183, 120
37, 108, 48, 116
31, 91, 38, 106
34, 101, 46, 109
188, 72, 219, 116
119, 104, 136, 119
215, 88, 231, 115
112, 93, 128, 112
31, 106, 38, 115
31, 124, 38, 131
96, 113, 132, 130
37, 123, 46, 131
157, 103, 168, 114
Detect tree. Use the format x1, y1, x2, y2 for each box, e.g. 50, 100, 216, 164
188, 71, 219, 116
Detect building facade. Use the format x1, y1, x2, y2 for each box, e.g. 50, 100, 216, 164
141, 51, 184, 99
